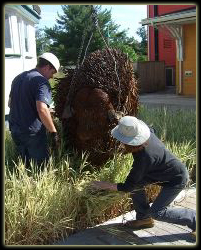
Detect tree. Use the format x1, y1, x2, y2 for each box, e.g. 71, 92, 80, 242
43, 5, 130, 66
35, 28, 51, 55
136, 26, 147, 58
110, 36, 140, 62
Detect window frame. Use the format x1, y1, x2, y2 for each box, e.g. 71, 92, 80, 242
5, 12, 13, 54
23, 20, 35, 58
5, 11, 21, 56
24, 21, 29, 53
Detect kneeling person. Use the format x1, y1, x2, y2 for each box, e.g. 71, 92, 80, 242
91, 116, 196, 236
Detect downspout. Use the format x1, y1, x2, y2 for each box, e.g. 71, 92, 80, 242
179, 59, 182, 94
147, 5, 150, 60
178, 38, 182, 94
176, 27, 183, 95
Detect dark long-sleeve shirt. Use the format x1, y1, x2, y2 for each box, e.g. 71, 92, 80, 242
117, 128, 189, 192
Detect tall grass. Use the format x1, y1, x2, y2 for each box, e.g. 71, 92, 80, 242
5, 153, 131, 245
5, 158, 74, 245
138, 105, 196, 143
4, 105, 196, 245
138, 105, 196, 174
5, 129, 18, 169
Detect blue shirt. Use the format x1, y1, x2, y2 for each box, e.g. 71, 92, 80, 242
9, 68, 52, 135
117, 128, 189, 192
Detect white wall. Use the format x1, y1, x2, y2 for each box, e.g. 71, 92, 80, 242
5, 5, 39, 116
5, 57, 37, 115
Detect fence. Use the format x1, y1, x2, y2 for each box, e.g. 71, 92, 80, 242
133, 61, 165, 93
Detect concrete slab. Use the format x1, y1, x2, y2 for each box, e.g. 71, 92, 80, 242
139, 92, 196, 110
54, 227, 130, 245
54, 188, 196, 246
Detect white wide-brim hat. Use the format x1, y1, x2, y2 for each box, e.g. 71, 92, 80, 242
111, 116, 150, 146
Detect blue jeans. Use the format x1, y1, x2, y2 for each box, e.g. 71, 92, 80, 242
131, 186, 196, 231
11, 131, 49, 169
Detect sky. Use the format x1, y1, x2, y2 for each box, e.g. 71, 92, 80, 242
37, 4, 147, 41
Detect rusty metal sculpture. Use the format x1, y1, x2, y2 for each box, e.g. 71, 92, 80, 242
53, 48, 162, 203
53, 48, 139, 166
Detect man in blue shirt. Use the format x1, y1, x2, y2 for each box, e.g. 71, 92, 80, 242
91, 116, 196, 238
8, 52, 60, 169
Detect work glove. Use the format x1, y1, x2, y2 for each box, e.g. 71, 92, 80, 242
50, 132, 60, 151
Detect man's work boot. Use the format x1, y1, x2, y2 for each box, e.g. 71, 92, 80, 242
124, 217, 154, 230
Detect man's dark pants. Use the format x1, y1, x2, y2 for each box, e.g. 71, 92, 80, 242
11, 131, 49, 170
131, 184, 196, 231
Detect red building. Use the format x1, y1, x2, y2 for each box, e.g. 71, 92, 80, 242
143, 5, 196, 95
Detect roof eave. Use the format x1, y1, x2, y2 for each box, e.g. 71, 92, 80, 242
140, 10, 196, 26
5, 5, 41, 24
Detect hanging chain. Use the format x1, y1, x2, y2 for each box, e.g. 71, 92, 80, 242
90, 5, 123, 168
62, 8, 94, 119
81, 31, 93, 66
62, 5, 122, 119
62, 30, 86, 118
80, 5, 98, 66
91, 6, 122, 111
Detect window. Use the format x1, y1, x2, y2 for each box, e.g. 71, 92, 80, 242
24, 22, 35, 57
24, 23, 29, 52
154, 28, 159, 61
17, 17, 22, 54
154, 5, 158, 17
5, 13, 12, 48
5, 12, 20, 55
